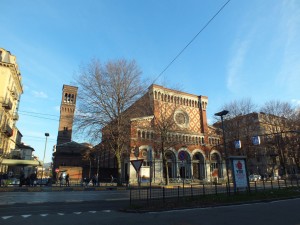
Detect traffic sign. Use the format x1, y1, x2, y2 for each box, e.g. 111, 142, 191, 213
178, 151, 186, 161
131, 159, 144, 172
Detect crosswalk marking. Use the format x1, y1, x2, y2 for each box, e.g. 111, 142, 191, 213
21, 215, 32, 218
1, 209, 113, 219
2, 216, 13, 220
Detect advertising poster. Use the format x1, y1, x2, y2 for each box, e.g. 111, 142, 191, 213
231, 158, 248, 189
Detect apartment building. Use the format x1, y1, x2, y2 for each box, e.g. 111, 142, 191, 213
0, 48, 23, 172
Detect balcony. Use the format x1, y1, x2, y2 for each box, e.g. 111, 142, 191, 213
12, 112, 19, 120
1, 124, 13, 137
10, 89, 19, 100
1, 99, 13, 110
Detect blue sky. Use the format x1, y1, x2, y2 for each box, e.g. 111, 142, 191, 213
1, 0, 300, 163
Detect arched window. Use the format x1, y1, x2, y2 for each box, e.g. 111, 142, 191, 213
138, 130, 141, 138
64, 93, 68, 102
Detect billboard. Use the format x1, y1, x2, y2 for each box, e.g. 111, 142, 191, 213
230, 157, 248, 190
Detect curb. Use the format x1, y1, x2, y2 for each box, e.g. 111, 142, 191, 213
0, 186, 127, 192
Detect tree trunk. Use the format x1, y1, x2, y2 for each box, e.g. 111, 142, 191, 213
116, 154, 122, 186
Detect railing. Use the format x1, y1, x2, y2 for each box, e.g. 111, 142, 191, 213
12, 112, 19, 120
129, 178, 300, 206
1, 99, 12, 110
1, 124, 13, 137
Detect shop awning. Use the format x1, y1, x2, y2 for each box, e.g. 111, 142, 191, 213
1, 159, 41, 166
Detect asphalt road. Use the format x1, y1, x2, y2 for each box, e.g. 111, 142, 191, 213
0, 189, 300, 225
1, 198, 300, 225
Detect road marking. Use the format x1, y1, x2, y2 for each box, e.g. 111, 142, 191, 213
40, 214, 48, 217
65, 200, 83, 203
22, 215, 32, 218
105, 198, 128, 201
2, 216, 13, 220
89, 211, 97, 213
58, 213, 64, 216
74, 212, 82, 214
102, 210, 111, 213
28, 201, 46, 204
0, 202, 16, 205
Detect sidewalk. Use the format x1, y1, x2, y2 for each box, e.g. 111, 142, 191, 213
0, 184, 127, 192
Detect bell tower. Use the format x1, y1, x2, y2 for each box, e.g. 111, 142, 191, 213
57, 85, 78, 145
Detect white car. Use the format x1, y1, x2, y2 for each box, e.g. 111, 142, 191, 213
249, 174, 261, 182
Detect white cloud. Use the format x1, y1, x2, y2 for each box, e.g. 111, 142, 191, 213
226, 39, 250, 94
31, 90, 48, 98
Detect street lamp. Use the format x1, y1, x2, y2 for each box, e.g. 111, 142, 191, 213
214, 110, 230, 191
41, 133, 49, 185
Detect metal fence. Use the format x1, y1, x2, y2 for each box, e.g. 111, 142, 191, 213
129, 178, 300, 206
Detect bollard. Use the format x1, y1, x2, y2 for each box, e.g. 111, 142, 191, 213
163, 187, 165, 203
254, 181, 257, 193
215, 183, 218, 195
284, 179, 287, 188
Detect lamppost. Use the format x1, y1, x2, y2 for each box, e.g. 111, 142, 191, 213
215, 110, 230, 191
40, 133, 49, 185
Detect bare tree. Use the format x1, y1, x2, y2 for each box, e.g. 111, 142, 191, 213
74, 59, 147, 185
260, 100, 299, 176
215, 98, 257, 155
152, 98, 178, 185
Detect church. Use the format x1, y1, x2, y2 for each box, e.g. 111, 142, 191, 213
99, 84, 225, 184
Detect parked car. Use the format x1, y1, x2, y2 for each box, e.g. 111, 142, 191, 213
249, 174, 261, 182
36, 178, 49, 185
7, 178, 20, 185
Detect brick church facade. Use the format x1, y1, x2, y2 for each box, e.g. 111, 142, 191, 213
100, 84, 225, 184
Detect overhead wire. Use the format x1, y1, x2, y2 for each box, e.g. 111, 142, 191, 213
152, 0, 231, 84
16, 0, 231, 142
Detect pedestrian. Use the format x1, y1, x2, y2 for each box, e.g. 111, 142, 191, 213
19, 170, 25, 187
59, 173, 63, 187
83, 177, 89, 187
30, 172, 36, 186
92, 174, 97, 186
65, 173, 70, 187
110, 174, 114, 185
0, 172, 3, 187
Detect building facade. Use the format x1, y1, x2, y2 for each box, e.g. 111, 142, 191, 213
53, 85, 93, 180
100, 84, 225, 184
215, 112, 300, 179
0, 48, 23, 173
57, 85, 78, 145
